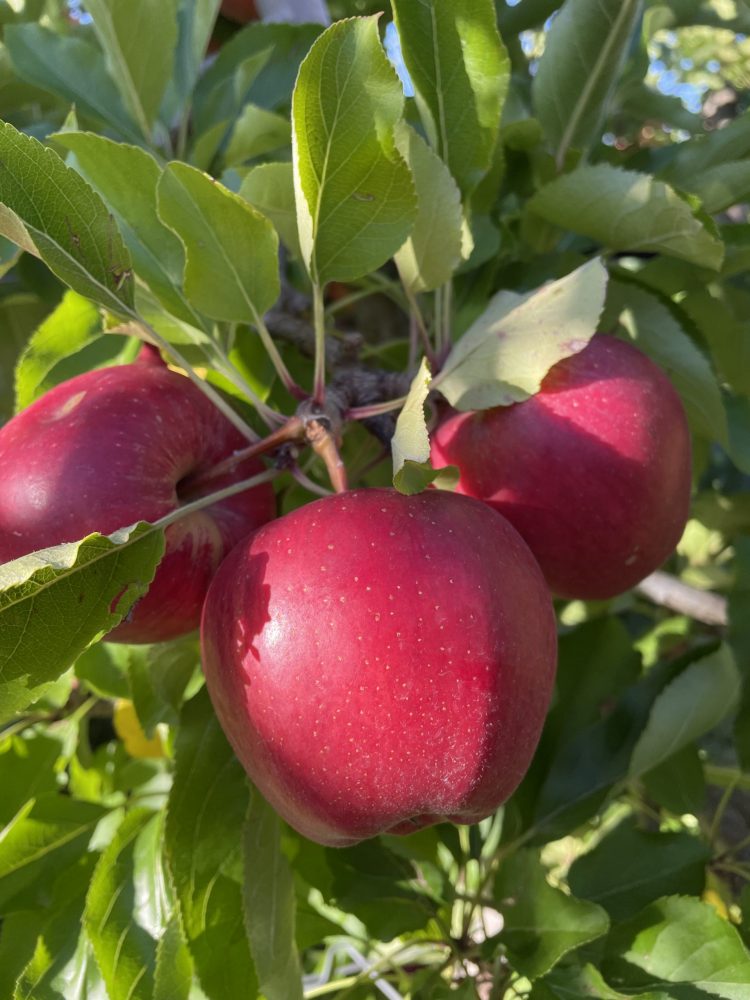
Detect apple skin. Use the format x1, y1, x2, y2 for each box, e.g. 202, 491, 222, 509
0, 349, 275, 643
201, 487, 557, 847
220, 0, 258, 23
431, 335, 692, 601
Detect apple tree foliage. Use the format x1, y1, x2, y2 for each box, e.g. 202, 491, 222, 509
0, 0, 749, 996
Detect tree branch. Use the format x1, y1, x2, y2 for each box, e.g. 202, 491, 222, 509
635, 571, 728, 627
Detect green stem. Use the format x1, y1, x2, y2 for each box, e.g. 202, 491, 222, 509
253, 312, 307, 400
709, 779, 738, 845
155, 469, 279, 530
404, 285, 436, 365
313, 283, 327, 403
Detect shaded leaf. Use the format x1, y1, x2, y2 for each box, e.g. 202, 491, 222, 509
529, 165, 724, 270
533, 0, 642, 165
568, 818, 710, 921
240, 162, 300, 258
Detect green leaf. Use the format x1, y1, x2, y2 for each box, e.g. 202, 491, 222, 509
243, 790, 303, 1000
157, 161, 280, 323
165, 689, 257, 1000
605, 276, 728, 444
291, 16, 417, 284
86, 0, 179, 138
5, 24, 142, 145
391, 358, 458, 494
225, 103, 292, 166
496, 848, 609, 981
0, 121, 135, 315
12, 856, 104, 1000
52, 131, 200, 326
0, 795, 104, 886
0, 731, 63, 823
153, 912, 194, 1000
437, 258, 607, 411
534, 962, 666, 1000
604, 896, 750, 999
568, 818, 710, 922
629, 645, 741, 779
687, 162, 750, 215
532, 0, 642, 166
85, 809, 159, 1000
679, 287, 750, 399
14, 291, 104, 412
240, 162, 300, 258
0, 912, 39, 1000
392, 0, 509, 195
393, 122, 463, 292
529, 165, 724, 270
0, 523, 165, 721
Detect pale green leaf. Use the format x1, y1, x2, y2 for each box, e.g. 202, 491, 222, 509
292, 16, 417, 284
629, 646, 741, 779
86, 0, 179, 137
497, 849, 610, 981
84, 809, 157, 1000
0, 121, 135, 315
391, 358, 457, 494
529, 165, 724, 270
5, 24, 142, 145
438, 258, 607, 410
157, 161, 280, 322
172, 0, 222, 108
225, 103, 292, 166
165, 689, 257, 1000
243, 790, 303, 1000
605, 896, 750, 999
392, 0, 509, 194
394, 122, 463, 292
240, 162, 300, 258
532, 0, 642, 166
0, 523, 165, 721
52, 131, 200, 327
14, 291, 104, 413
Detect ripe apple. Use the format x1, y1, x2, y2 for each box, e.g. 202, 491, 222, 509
431, 335, 692, 600
0, 347, 275, 643
220, 0, 258, 23
201, 488, 557, 847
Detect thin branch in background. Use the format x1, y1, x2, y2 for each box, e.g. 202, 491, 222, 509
635, 571, 728, 627
292, 466, 334, 498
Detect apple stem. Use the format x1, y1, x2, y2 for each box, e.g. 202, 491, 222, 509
179, 417, 306, 499
156, 469, 280, 528
305, 417, 348, 493
312, 283, 327, 404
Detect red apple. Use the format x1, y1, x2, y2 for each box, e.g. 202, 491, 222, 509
201, 488, 557, 847
220, 0, 258, 23
431, 336, 692, 600
0, 348, 275, 643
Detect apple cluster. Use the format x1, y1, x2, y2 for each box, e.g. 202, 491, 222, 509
0, 335, 691, 846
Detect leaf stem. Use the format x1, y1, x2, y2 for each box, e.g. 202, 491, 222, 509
404, 285, 436, 366
179, 418, 305, 499
154, 469, 279, 530
253, 311, 308, 400
313, 283, 327, 403
347, 397, 407, 420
